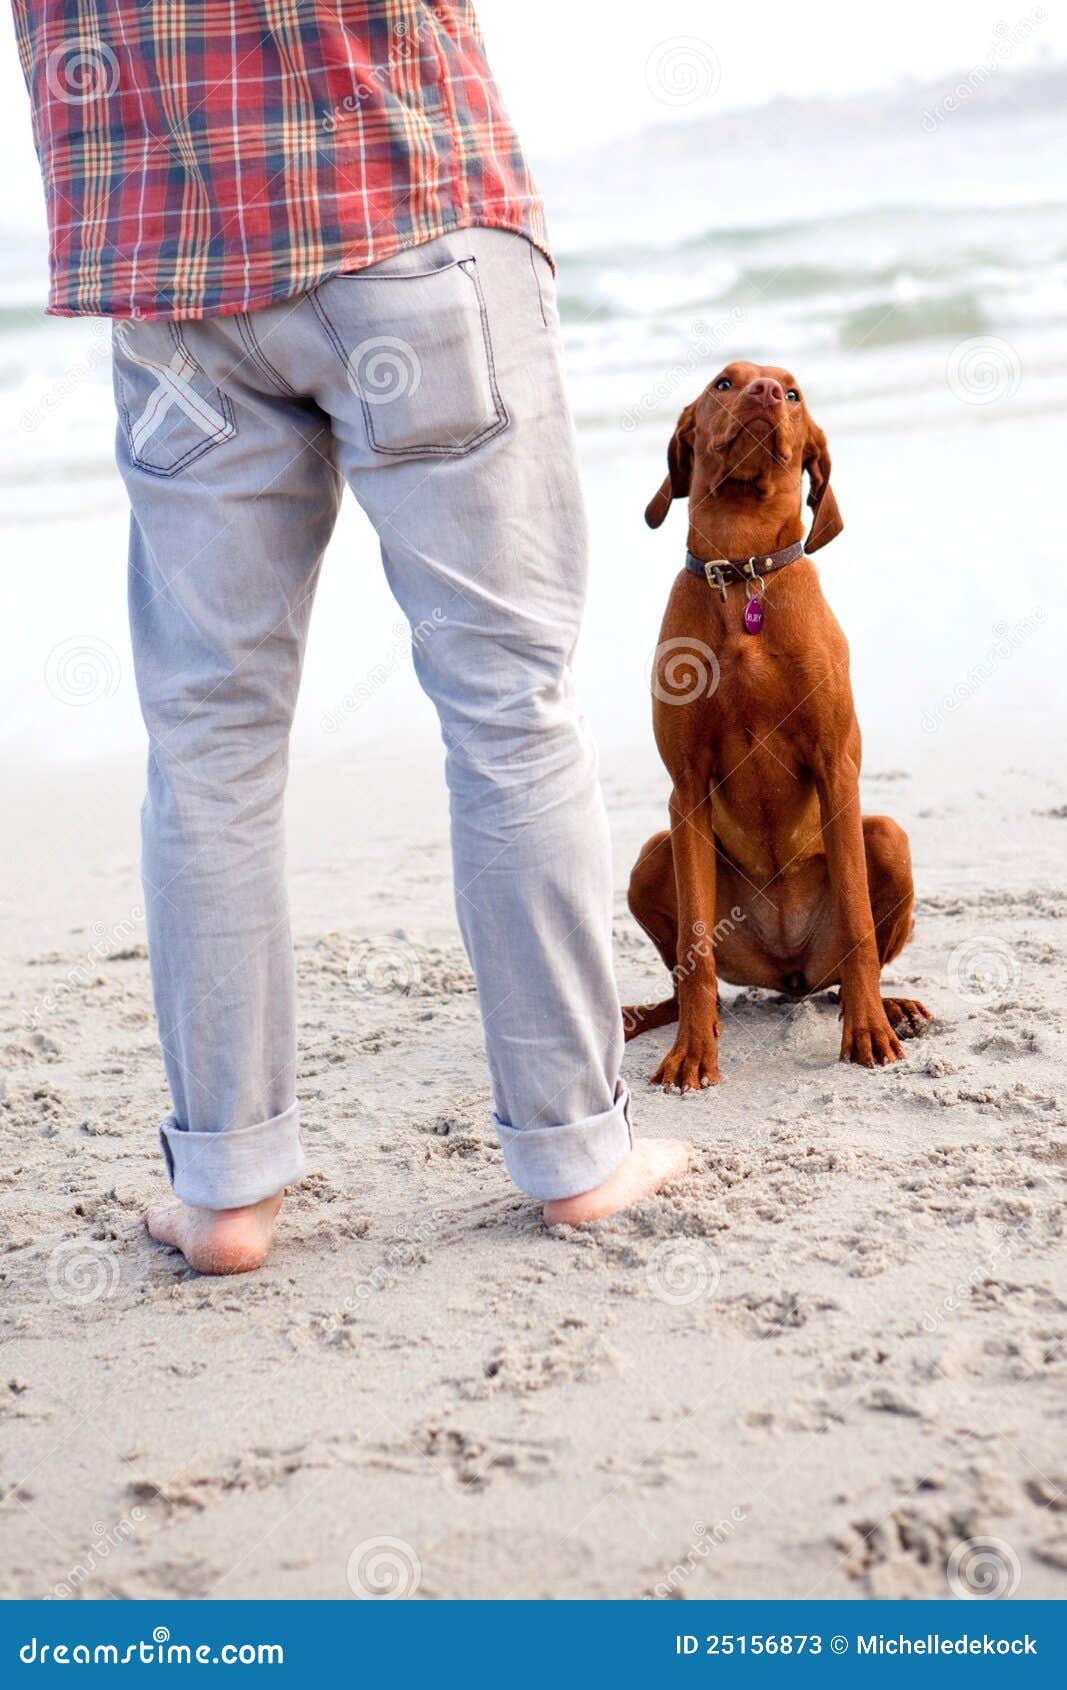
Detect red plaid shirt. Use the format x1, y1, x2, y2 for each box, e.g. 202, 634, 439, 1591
13, 0, 547, 320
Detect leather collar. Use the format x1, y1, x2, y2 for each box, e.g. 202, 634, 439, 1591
685, 540, 805, 600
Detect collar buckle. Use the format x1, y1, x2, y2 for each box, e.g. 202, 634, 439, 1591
703, 560, 729, 601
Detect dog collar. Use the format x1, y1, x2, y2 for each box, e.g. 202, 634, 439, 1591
685, 540, 805, 634
684, 540, 805, 599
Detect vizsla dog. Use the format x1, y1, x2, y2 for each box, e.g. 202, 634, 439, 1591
625, 360, 929, 1090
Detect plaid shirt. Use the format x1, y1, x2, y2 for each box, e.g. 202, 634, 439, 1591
13, 0, 547, 320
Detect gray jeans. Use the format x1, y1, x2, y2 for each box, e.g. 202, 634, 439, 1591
113, 228, 632, 1209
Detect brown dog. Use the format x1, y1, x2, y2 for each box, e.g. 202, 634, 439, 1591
625, 360, 929, 1089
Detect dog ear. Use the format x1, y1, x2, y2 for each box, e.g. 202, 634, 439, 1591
645, 401, 697, 528
803, 418, 843, 554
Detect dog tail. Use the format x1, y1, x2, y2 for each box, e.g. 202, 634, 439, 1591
621, 996, 679, 1042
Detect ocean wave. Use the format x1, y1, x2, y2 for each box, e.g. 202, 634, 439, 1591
553, 190, 1067, 357
557, 200, 1066, 271
671, 200, 1065, 256
835, 291, 989, 350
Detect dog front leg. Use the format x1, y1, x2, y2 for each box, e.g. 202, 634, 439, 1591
813, 754, 905, 1067
650, 773, 721, 1091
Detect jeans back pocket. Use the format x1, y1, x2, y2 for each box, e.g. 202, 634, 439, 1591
113, 321, 237, 477
312, 256, 509, 459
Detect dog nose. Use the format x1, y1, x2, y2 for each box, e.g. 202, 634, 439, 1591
746, 377, 784, 407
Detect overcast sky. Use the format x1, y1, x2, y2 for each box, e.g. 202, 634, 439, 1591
2, 0, 1061, 230
477, 0, 1061, 153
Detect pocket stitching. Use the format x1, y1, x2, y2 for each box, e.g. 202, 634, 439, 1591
325, 255, 472, 285
311, 258, 509, 459
115, 322, 237, 478
528, 239, 549, 331
235, 312, 298, 398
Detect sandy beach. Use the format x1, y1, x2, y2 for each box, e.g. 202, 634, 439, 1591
1, 51, 1065, 1605
1, 737, 1065, 1601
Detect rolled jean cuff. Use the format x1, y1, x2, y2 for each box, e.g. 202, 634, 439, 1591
493, 1081, 633, 1201
159, 1102, 305, 1210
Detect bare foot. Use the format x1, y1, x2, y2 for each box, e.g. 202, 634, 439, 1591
145, 1192, 283, 1275
543, 1139, 692, 1227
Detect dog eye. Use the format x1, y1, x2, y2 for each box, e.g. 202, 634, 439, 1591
714, 378, 732, 391
785, 388, 800, 402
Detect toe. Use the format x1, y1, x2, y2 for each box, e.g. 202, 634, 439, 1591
651, 1043, 718, 1092
849, 1031, 874, 1067
886, 998, 931, 1038
687, 1057, 719, 1091
144, 1204, 183, 1249
650, 1056, 679, 1091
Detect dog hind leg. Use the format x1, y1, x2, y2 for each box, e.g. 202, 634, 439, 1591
865, 815, 932, 1037
622, 830, 680, 1041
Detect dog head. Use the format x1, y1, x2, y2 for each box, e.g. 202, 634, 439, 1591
644, 361, 843, 554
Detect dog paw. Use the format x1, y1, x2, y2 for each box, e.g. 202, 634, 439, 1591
882, 997, 932, 1038
650, 1039, 721, 1093
839, 1013, 905, 1068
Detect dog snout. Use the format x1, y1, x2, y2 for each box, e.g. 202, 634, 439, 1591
745, 377, 784, 408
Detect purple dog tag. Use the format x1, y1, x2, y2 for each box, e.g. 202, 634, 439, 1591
743, 597, 764, 635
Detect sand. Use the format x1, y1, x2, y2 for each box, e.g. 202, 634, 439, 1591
0, 744, 1065, 1601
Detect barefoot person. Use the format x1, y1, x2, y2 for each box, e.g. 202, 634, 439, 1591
13, 1, 688, 1271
